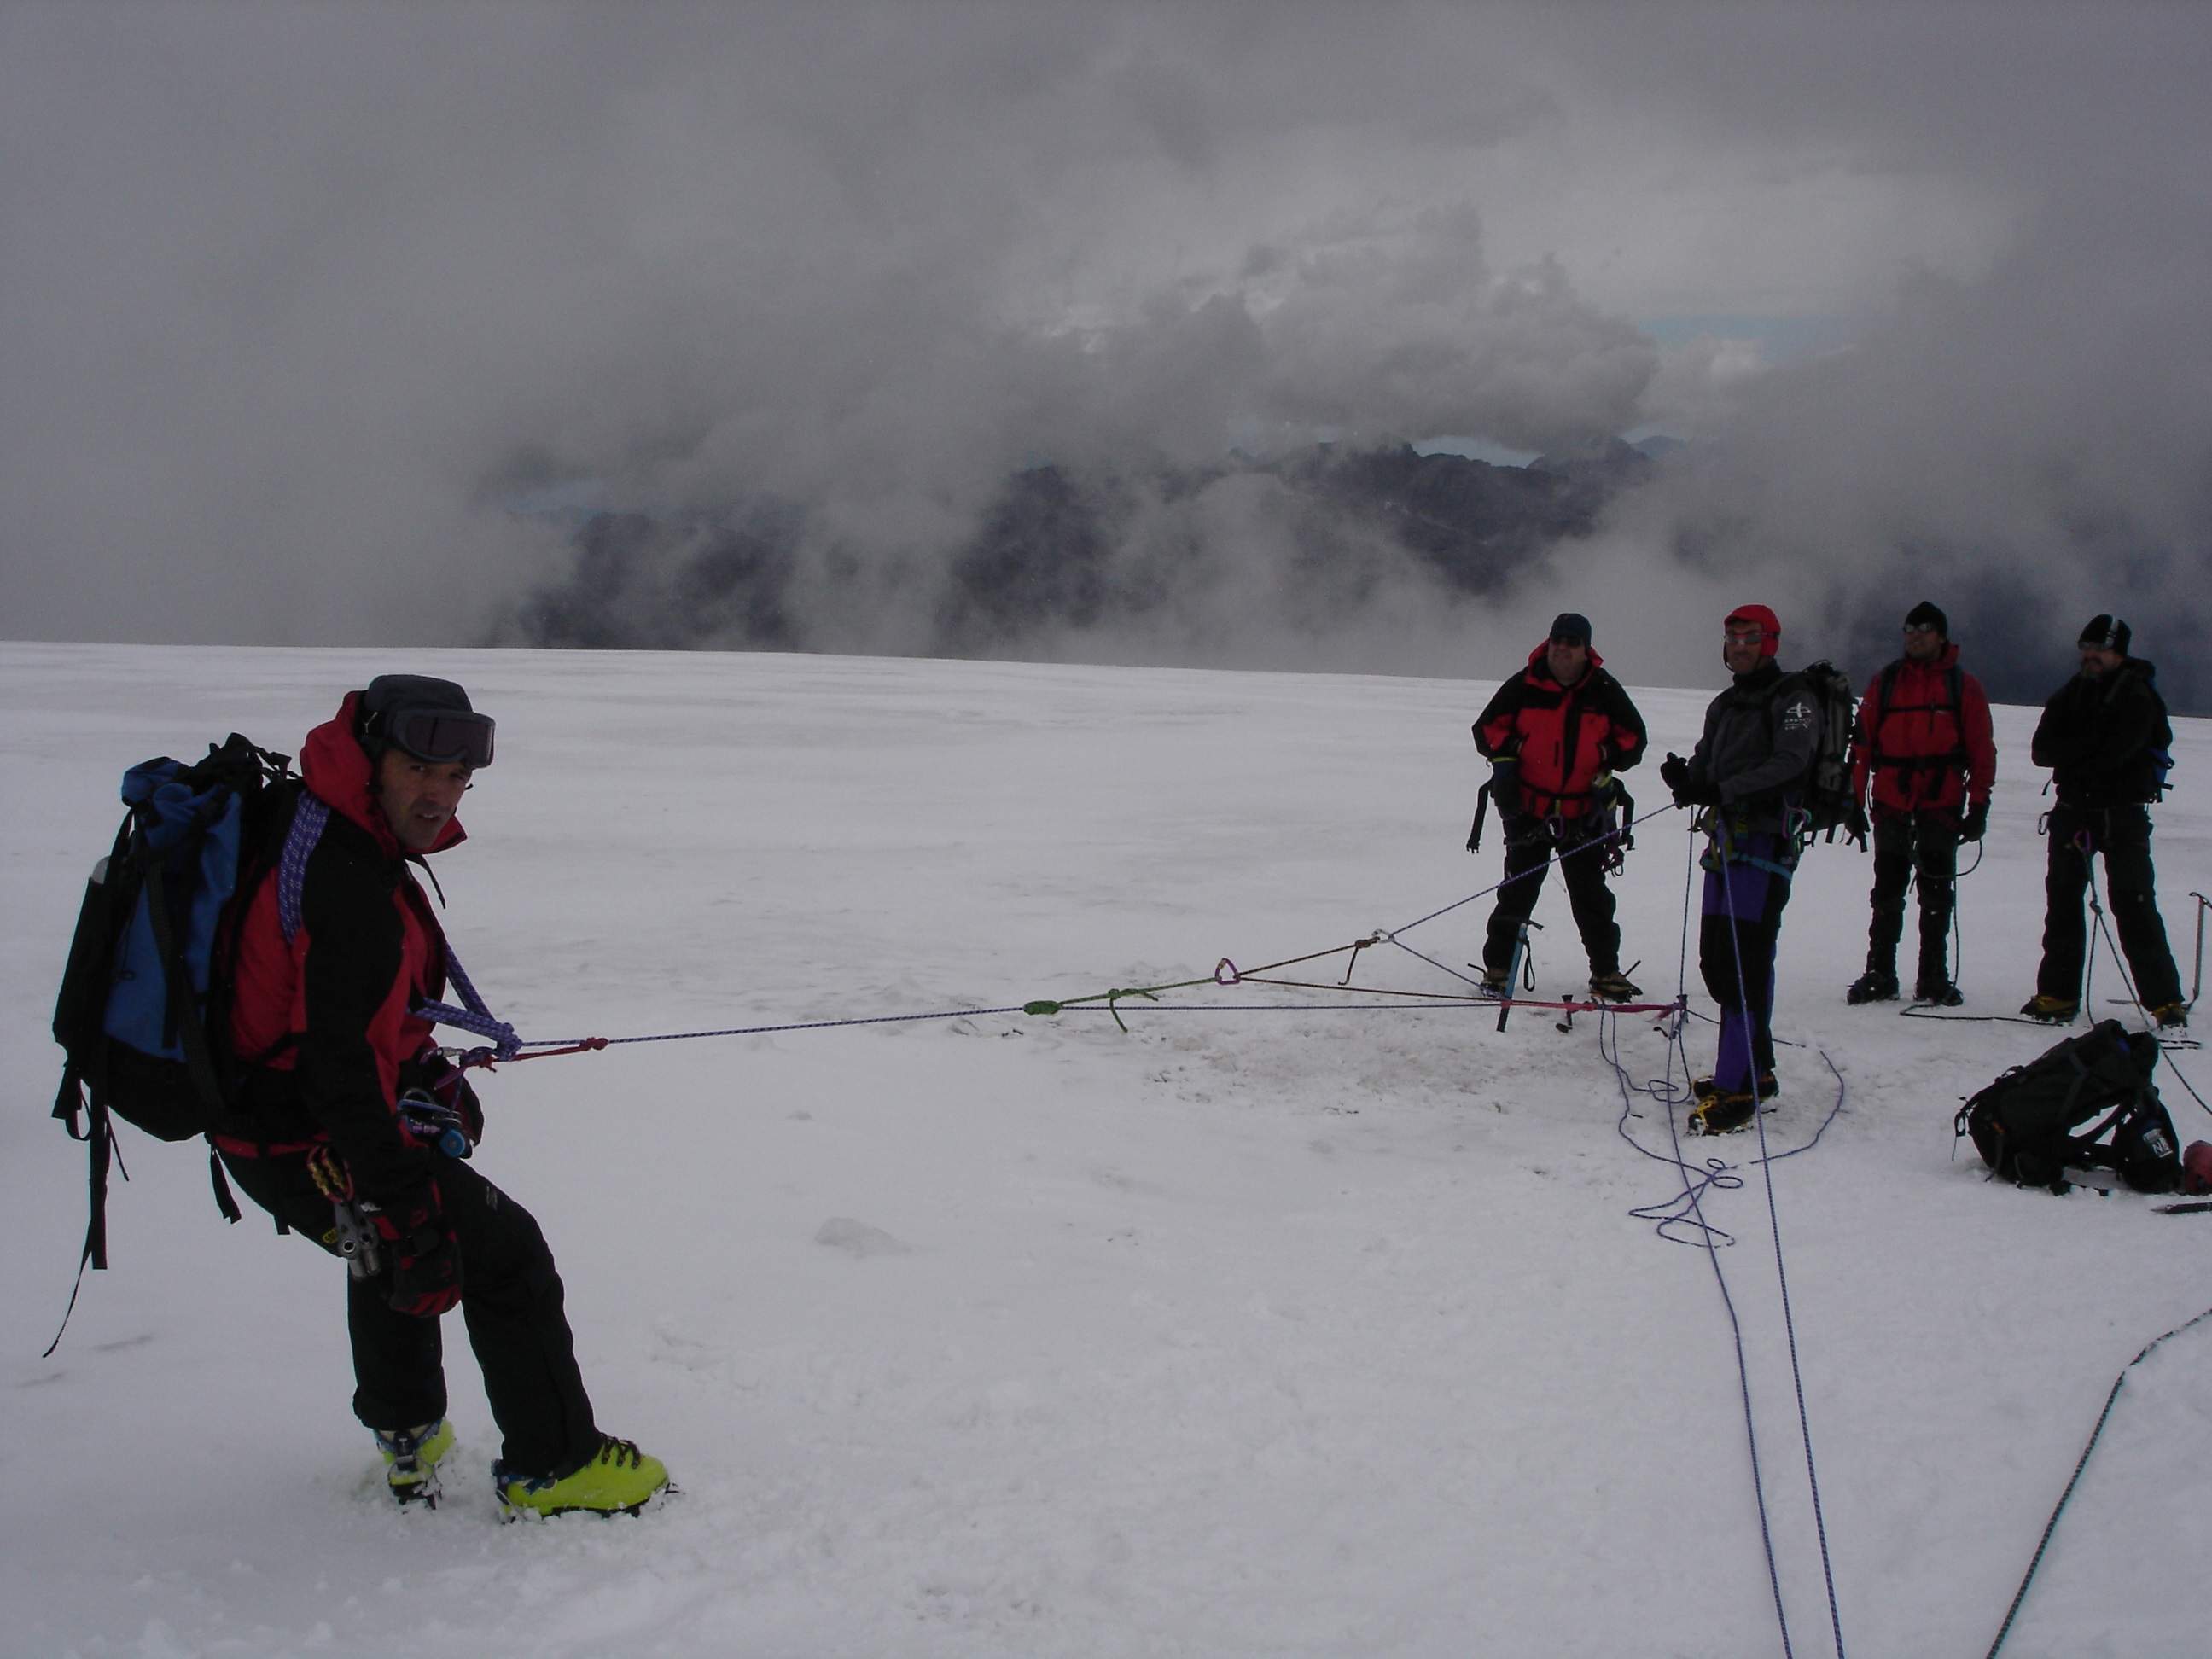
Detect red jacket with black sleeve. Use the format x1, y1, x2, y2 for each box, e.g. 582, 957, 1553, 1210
1848, 643, 1996, 817
221, 694, 463, 1201
1472, 645, 1648, 821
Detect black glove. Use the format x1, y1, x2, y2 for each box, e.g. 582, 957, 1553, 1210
1960, 799, 1989, 842
1659, 753, 1721, 808
365, 1181, 462, 1318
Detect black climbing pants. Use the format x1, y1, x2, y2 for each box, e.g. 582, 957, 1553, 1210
2034, 802, 2183, 1010
218, 1149, 601, 1480
1865, 808, 1959, 981
1482, 817, 1621, 978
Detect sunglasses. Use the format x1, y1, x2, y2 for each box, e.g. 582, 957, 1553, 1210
387, 707, 495, 770
1724, 629, 1767, 645
1903, 622, 1941, 635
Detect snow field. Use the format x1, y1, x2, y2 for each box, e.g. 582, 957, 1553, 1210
3, 642, 2209, 1656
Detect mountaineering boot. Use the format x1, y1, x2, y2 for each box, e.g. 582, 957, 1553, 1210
2021, 994, 2080, 1023
1914, 977, 1965, 1007
1589, 970, 1642, 1003
1846, 969, 1900, 1004
1478, 966, 1511, 997
2152, 1002, 2191, 1031
1690, 1091, 1759, 1136
1694, 1073, 1779, 1103
496, 1435, 669, 1519
375, 1418, 455, 1506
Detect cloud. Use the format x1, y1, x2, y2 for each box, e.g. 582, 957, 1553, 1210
2, 2, 2208, 707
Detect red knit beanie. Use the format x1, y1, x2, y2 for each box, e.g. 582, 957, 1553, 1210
1725, 603, 1781, 658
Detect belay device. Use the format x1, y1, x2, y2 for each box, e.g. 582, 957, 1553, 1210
1956, 1019, 2182, 1193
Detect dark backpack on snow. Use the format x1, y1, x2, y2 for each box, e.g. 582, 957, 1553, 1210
51, 735, 306, 1275
1955, 1020, 2181, 1194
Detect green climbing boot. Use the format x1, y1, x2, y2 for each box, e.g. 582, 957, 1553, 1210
375, 1418, 455, 1506
496, 1435, 669, 1519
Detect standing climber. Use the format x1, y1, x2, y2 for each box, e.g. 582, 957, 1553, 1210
2023, 617, 2187, 1028
1659, 605, 1820, 1135
1844, 602, 1997, 1006
218, 675, 671, 1516
1470, 613, 1649, 1001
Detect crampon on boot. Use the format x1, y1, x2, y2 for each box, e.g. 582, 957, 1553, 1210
1588, 970, 1643, 1002
1914, 977, 1964, 1007
1690, 1091, 1758, 1136
496, 1435, 669, 1520
2021, 994, 2080, 1023
1694, 1072, 1778, 1103
1846, 969, 1900, 1004
375, 1418, 455, 1507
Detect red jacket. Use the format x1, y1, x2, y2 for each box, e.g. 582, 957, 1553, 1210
1473, 645, 1647, 820
1849, 644, 1996, 815
224, 693, 463, 1198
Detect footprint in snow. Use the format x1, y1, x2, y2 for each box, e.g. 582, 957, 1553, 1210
814, 1218, 911, 1257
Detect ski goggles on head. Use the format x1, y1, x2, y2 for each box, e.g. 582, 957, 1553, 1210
386, 707, 495, 769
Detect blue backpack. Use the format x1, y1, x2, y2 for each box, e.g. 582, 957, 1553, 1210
51, 735, 306, 1282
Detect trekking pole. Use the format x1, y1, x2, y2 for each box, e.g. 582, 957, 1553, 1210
1497, 919, 1541, 1033
2191, 893, 2209, 1005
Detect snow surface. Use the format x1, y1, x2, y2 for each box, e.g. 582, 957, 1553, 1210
4, 641, 2210, 1658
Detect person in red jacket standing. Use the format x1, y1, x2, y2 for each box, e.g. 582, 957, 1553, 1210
220, 674, 669, 1517
1844, 602, 1997, 1004
1471, 613, 1649, 1000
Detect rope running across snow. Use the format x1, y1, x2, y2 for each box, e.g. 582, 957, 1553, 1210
446, 800, 1691, 1058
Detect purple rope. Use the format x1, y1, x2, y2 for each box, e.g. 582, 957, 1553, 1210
276, 795, 329, 944
420, 944, 521, 1062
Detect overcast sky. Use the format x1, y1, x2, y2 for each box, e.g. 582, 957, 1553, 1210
3, 3, 2208, 695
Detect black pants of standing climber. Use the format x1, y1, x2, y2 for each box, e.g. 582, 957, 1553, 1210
1482, 817, 1620, 980
2034, 802, 2183, 1010
1864, 808, 1959, 990
218, 1150, 603, 1481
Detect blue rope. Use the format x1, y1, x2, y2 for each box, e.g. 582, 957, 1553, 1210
1714, 818, 1847, 1659
1604, 824, 1857, 1658
1984, 1302, 2212, 1656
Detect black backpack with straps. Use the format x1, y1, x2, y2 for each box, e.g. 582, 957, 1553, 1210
1792, 661, 1869, 847
1956, 1021, 2181, 1194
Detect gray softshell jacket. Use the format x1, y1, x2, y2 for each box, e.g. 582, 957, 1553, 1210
1685, 660, 1821, 835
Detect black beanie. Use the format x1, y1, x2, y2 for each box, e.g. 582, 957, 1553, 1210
1548, 612, 1592, 645
2079, 614, 2132, 654
1904, 601, 1947, 637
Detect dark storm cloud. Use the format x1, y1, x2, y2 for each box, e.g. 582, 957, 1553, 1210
3, 3, 2209, 701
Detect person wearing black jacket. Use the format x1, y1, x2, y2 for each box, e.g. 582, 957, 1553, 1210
2023, 616, 2186, 1027
1470, 613, 1649, 1000
1659, 604, 1820, 1135
218, 676, 670, 1516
